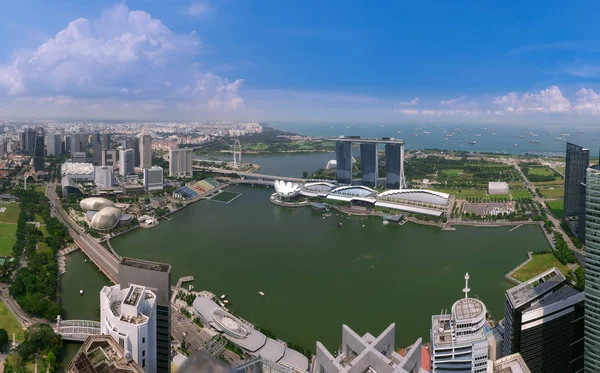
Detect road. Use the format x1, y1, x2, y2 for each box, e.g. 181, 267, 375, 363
0, 283, 49, 328
512, 161, 585, 263
47, 184, 118, 283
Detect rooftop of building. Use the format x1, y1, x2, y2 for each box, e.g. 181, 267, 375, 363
62, 162, 94, 175
506, 267, 565, 309
120, 257, 171, 273
453, 298, 485, 321
67, 335, 144, 373
525, 284, 582, 312
489, 181, 509, 187
493, 353, 531, 373
329, 136, 405, 144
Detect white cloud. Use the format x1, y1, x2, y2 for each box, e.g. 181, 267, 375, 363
0, 3, 245, 116
399, 108, 481, 117
493, 86, 571, 113
398, 97, 419, 106
574, 88, 600, 115
183, 2, 211, 16
440, 95, 466, 106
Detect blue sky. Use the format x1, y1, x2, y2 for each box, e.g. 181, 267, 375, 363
1, 1, 600, 123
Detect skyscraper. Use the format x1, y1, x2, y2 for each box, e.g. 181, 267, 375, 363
585, 166, 600, 371
32, 127, 45, 172
140, 128, 152, 169
360, 143, 377, 188
45, 133, 62, 156
385, 143, 405, 190
102, 133, 111, 150
94, 166, 114, 188
430, 273, 488, 373
335, 141, 352, 185
126, 136, 140, 167
168, 148, 193, 177
119, 148, 135, 176
119, 257, 171, 373
70, 132, 87, 155
20, 127, 35, 154
91, 132, 102, 165
503, 267, 584, 373
102, 149, 117, 167
143, 166, 163, 191
564, 142, 589, 240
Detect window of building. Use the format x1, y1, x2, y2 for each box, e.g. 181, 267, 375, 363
142, 337, 145, 343
143, 359, 145, 368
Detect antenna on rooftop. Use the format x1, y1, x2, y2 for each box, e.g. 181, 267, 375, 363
463, 272, 470, 299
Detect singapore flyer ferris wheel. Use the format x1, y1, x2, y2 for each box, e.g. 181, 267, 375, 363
233, 139, 242, 169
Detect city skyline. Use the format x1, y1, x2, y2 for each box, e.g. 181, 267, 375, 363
1, 2, 600, 123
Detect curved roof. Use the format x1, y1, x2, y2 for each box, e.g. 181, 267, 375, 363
330, 185, 377, 197
279, 347, 309, 371
80, 197, 115, 211
90, 206, 123, 230
274, 180, 301, 198
325, 160, 337, 170
378, 189, 449, 206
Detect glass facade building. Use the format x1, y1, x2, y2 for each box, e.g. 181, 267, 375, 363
360, 143, 377, 188
385, 143, 402, 189
32, 127, 45, 172
564, 143, 589, 240
335, 141, 352, 185
585, 167, 600, 372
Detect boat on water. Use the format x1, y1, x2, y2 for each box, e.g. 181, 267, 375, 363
555, 137, 564, 141
422, 131, 431, 134
397, 131, 401, 134
80, 288, 84, 296
474, 134, 482, 137
561, 133, 571, 137
223, 300, 230, 305
468, 141, 476, 145
220, 294, 227, 300
258, 291, 265, 296
529, 140, 540, 143
514, 144, 518, 147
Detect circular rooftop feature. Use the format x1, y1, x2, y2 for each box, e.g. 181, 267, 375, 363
274, 180, 301, 198
210, 308, 251, 339
90, 206, 123, 230
452, 298, 486, 322
80, 197, 115, 211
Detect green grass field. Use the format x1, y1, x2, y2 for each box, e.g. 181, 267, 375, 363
532, 179, 565, 186
510, 189, 531, 199
0, 203, 20, 224
210, 191, 241, 203
33, 185, 46, 194
547, 200, 564, 219
512, 253, 570, 282
556, 166, 565, 174
0, 299, 25, 342
440, 169, 464, 176
0, 223, 17, 256
526, 166, 557, 177
35, 214, 50, 253
539, 187, 564, 198
432, 188, 488, 198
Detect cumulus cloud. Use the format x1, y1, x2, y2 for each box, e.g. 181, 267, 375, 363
398, 97, 419, 106
574, 88, 600, 115
440, 95, 466, 106
0, 3, 244, 116
493, 86, 571, 114
399, 108, 481, 117
183, 2, 211, 16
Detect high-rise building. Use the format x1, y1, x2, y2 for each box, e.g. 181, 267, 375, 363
20, 127, 35, 154
102, 133, 111, 150
119, 258, 171, 373
92, 132, 102, 165
100, 284, 157, 373
143, 166, 163, 191
70, 133, 87, 155
102, 149, 117, 167
32, 127, 45, 172
585, 166, 600, 371
140, 128, 152, 169
564, 142, 589, 241
168, 148, 193, 178
72, 152, 87, 163
314, 324, 422, 373
360, 143, 377, 188
46, 133, 62, 156
67, 334, 144, 373
335, 141, 352, 185
119, 148, 135, 176
94, 166, 114, 188
385, 143, 405, 190
126, 137, 140, 167
503, 267, 584, 373
430, 273, 488, 373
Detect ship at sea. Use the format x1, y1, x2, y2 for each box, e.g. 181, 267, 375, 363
529, 140, 540, 143
468, 141, 476, 145
515, 135, 525, 138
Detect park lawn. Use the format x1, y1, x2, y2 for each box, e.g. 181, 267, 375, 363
532, 179, 565, 186
440, 169, 464, 176
0, 223, 17, 256
432, 188, 488, 198
547, 200, 564, 219
511, 189, 531, 199
526, 166, 557, 177
0, 203, 20, 224
0, 299, 25, 342
556, 166, 565, 174
539, 187, 564, 198
34, 214, 51, 253
509, 181, 526, 188
33, 185, 46, 194
512, 253, 570, 282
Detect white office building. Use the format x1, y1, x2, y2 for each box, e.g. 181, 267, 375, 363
143, 166, 163, 191
120, 148, 135, 176
431, 273, 489, 373
100, 284, 157, 373
95, 166, 114, 189
62, 162, 95, 182
168, 148, 193, 177
102, 149, 117, 167
46, 133, 62, 156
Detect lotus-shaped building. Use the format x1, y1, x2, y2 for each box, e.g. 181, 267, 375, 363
274, 180, 301, 198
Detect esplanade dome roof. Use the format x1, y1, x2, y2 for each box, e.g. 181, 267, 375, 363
90, 206, 123, 230
80, 197, 115, 211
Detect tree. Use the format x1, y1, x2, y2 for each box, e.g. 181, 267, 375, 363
302, 171, 309, 179
46, 351, 57, 372
0, 328, 8, 348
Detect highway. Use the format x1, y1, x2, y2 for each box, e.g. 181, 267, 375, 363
47, 184, 119, 283
192, 165, 303, 182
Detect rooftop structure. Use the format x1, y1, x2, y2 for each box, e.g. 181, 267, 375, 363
63, 162, 95, 181
488, 181, 509, 195
431, 273, 489, 373
67, 335, 144, 373
193, 297, 309, 372
88, 206, 123, 230
493, 353, 531, 373
313, 323, 422, 373
274, 180, 301, 198
100, 284, 157, 373
80, 197, 115, 211
503, 267, 584, 373
329, 136, 405, 144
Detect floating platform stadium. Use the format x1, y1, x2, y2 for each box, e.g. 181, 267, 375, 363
173, 178, 220, 200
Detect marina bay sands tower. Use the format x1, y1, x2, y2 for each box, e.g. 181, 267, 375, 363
334, 136, 406, 189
